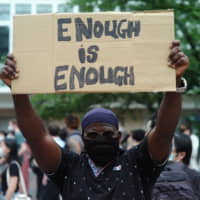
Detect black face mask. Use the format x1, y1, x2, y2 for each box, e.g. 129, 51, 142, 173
83, 136, 119, 167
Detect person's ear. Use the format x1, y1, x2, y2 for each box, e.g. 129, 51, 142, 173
175, 152, 186, 162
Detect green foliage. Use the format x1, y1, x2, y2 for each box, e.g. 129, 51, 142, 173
31, 0, 200, 119
31, 92, 162, 120
0, 56, 6, 64
68, 0, 200, 92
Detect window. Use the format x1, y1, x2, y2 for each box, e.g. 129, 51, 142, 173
57, 3, 72, 13
36, 4, 52, 14
57, 4, 65, 12
0, 26, 9, 58
0, 4, 10, 20
58, 4, 71, 12
16, 4, 31, 15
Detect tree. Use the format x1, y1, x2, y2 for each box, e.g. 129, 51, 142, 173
68, 0, 200, 92
31, 0, 200, 120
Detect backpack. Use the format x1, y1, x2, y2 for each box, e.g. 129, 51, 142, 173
152, 161, 196, 200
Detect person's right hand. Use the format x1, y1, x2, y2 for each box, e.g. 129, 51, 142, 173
0, 54, 19, 87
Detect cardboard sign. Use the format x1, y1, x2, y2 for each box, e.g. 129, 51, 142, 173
12, 10, 175, 94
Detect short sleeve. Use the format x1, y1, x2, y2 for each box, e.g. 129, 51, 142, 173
137, 137, 165, 180
128, 137, 166, 198
47, 148, 80, 190
9, 163, 19, 177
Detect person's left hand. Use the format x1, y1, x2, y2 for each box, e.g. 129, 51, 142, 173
168, 40, 189, 82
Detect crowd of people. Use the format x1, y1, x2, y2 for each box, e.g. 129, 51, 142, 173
0, 39, 199, 200
0, 116, 200, 200
0, 113, 84, 200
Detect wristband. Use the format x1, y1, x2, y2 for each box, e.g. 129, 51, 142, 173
176, 77, 187, 93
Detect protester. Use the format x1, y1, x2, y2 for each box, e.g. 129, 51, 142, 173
0, 130, 8, 186
30, 158, 43, 200
0, 138, 20, 200
38, 125, 63, 200
0, 131, 6, 143
179, 123, 200, 170
153, 133, 200, 200
8, 119, 31, 192
64, 113, 84, 154
6, 131, 15, 140
49, 125, 65, 148
58, 128, 67, 142
8, 120, 25, 148
0, 40, 189, 199
127, 129, 146, 149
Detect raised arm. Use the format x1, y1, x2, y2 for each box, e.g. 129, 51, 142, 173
148, 40, 189, 162
0, 55, 61, 173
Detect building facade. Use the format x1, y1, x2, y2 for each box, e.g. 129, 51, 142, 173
0, 0, 78, 58
0, 1, 200, 133
0, 0, 78, 130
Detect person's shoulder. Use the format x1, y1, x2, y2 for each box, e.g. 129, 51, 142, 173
127, 137, 147, 154
68, 130, 81, 138
10, 161, 20, 168
61, 147, 81, 162
184, 166, 200, 177
9, 161, 20, 176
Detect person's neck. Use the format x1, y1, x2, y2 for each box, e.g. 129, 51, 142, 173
88, 156, 113, 169
66, 127, 76, 134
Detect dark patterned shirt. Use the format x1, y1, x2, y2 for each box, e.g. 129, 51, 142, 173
49, 137, 164, 200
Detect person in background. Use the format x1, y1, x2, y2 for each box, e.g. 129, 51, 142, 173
39, 125, 64, 200
0, 40, 189, 199
153, 134, 200, 200
179, 123, 199, 171
58, 128, 67, 143
6, 131, 15, 140
0, 138, 20, 200
8, 120, 31, 193
0, 131, 6, 143
8, 120, 25, 148
65, 113, 84, 154
172, 134, 192, 165
49, 125, 65, 148
127, 129, 146, 149
0, 130, 8, 191
30, 158, 43, 200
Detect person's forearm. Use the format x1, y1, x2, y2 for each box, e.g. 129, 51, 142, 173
148, 92, 182, 162
5, 190, 14, 200
155, 92, 182, 138
5, 178, 18, 200
12, 94, 61, 173
12, 94, 47, 142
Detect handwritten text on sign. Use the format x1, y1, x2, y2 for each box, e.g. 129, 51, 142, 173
13, 12, 175, 94
55, 18, 140, 91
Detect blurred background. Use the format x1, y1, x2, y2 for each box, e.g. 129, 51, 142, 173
0, 0, 200, 133
0, 1, 200, 199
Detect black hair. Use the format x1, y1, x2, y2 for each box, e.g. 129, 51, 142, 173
8, 130, 15, 136
59, 129, 67, 141
174, 133, 192, 166
131, 129, 145, 142
65, 113, 80, 129
4, 138, 19, 162
0, 130, 7, 136
48, 125, 60, 136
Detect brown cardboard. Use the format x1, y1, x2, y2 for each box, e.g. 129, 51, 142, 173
12, 10, 175, 94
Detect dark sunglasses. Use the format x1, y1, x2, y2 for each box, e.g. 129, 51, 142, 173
84, 130, 120, 139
